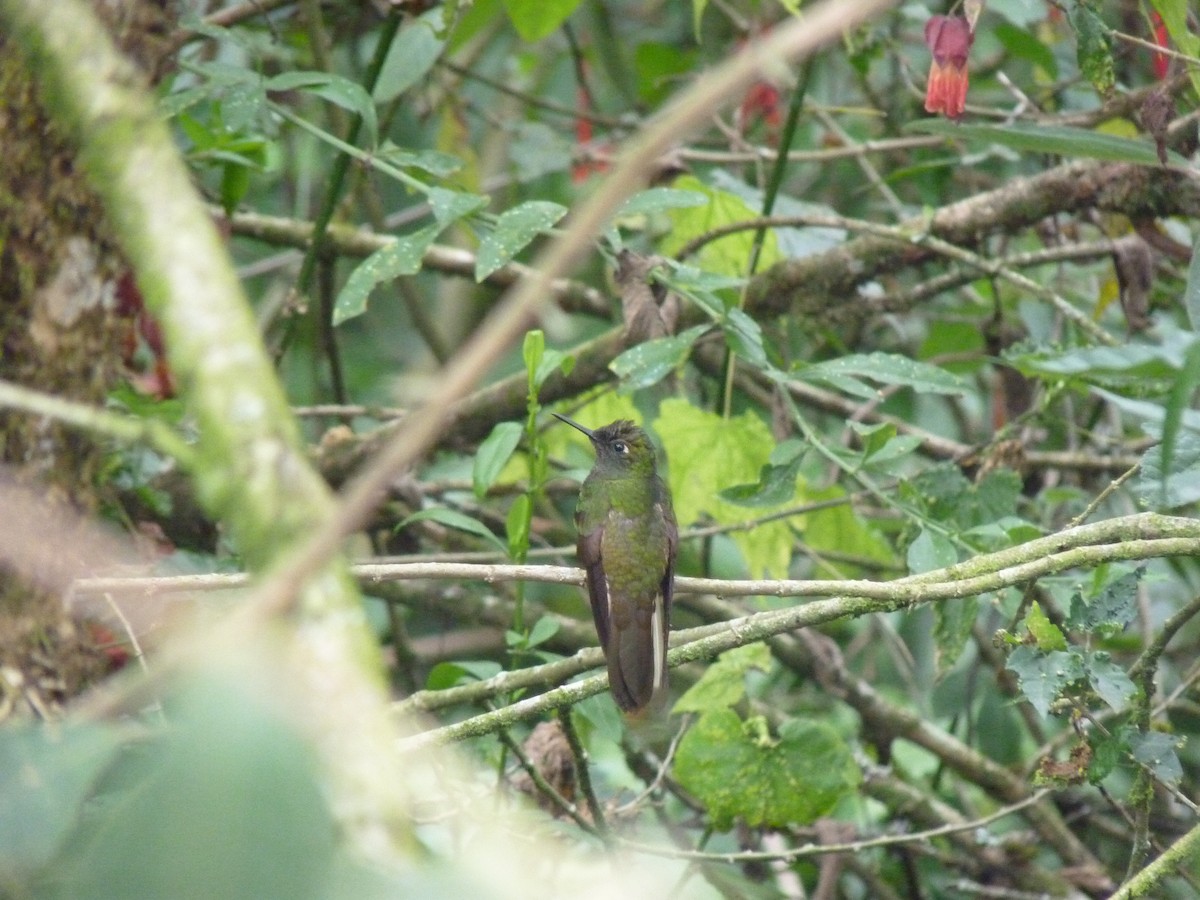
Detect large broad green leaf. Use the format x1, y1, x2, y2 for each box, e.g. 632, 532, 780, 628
659, 174, 781, 279
1083, 651, 1136, 711
1068, 568, 1142, 634
673, 643, 772, 714
674, 711, 860, 830
906, 120, 1188, 167
334, 223, 441, 325
41, 675, 336, 899
475, 201, 567, 281
0, 724, 124, 883
1007, 646, 1085, 717
658, 399, 797, 577
502, 0, 583, 42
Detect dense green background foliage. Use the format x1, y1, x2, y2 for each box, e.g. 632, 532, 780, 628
3, 0, 1200, 897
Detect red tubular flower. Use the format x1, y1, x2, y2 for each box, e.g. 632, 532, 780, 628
1150, 12, 1170, 81
924, 15, 975, 120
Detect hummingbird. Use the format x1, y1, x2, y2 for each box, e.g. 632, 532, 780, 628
553, 414, 677, 715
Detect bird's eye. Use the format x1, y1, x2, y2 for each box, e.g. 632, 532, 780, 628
613, 440, 628, 454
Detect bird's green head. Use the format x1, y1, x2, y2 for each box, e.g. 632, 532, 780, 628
552, 414, 659, 478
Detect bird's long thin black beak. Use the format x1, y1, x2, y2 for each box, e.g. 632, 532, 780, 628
552, 412, 594, 439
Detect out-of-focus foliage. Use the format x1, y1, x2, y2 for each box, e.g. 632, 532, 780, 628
6, 0, 1200, 897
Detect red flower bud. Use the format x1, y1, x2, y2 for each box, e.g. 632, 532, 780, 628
924, 15, 975, 120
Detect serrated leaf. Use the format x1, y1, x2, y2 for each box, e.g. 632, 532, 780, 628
800, 352, 969, 397
398, 507, 508, 555
1129, 729, 1183, 786
1084, 652, 1136, 711
673, 643, 772, 714
334, 224, 440, 325
473, 421, 524, 498
609, 325, 708, 393
905, 120, 1187, 167
1007, 646, 1084, 717
658, 400, 796, 577
673, 711, 859, 829
1026, 601, 1068, 651
1068, 568, 1141, 633
428, 187, 487, 228
475, 201, 567, 281
266, 71, 378, 148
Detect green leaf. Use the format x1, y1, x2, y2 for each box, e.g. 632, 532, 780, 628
993, 20, 1058, 78
673, 711, 859, 829
673, 643, 772, 714
47, 675, 336, 899
473, 421, 524, 498
616, 188, 708, 219
658, 400, 797, 577
375, 144, 463, 178
334, 224, 440, 325
1159, 340, 1200, 508
934, 596, 979, 673
397, 507, 507, 555
659, 175, 781, 279
1068, 568, 1141, 633
502, 0, 584, 42
373, 10, 446, 104
522, 329, 545, 390
1083, 651, 1136, 711
1025, 601, 1068, 652
1007, 646, 1084, 717
906, 528, 956, 575
525, 615, 561, 649
1068, 1, 1115, 97
0, 724, 124, 881
534, 349, 573, 390
1185, 235, 1200, 331
265, 71, 378, 148
1151, 0, 1200, 97
426, 659, 503, 690
506, 493, 532, 559
475, 201, 567, 281
1129, 730, 1184, 787
1136, 430, 1200, 509
799, 352, 968, 399
905, 120, 1187, 167
720, 439, 806, 508
723, 308, 767, 367
428, 187, 487, 228
609, 325, 708, 392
